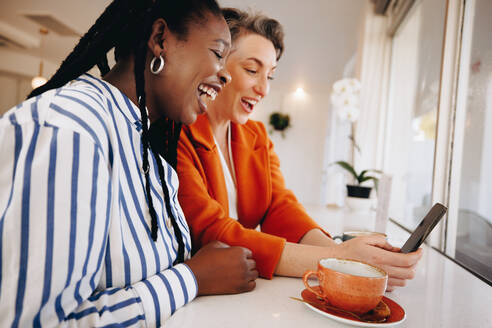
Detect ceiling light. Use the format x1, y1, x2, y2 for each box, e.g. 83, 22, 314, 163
31, 75, 47, 89
294, 87, 306, 99
31, 28, 48, 89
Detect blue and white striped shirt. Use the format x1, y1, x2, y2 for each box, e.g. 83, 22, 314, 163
0, 74, 197, 327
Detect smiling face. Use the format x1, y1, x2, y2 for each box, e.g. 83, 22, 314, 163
207, 33, 277, 125
147, 12, 232, 125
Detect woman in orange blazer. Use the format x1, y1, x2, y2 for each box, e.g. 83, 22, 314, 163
177, 8, 422, 289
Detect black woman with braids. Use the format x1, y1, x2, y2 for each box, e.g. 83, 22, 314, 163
0, 1, 259, 326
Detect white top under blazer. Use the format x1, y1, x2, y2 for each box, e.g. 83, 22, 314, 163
213, 124, 238, 220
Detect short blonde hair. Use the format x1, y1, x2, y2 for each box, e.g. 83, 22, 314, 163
222, 8, 285, 61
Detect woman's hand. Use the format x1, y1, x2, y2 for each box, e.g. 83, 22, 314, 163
185, 241, 259, 295
335, 235, 423, 291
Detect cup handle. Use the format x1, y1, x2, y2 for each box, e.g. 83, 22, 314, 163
302, 270, 324, 299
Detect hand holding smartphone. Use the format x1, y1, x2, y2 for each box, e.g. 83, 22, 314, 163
400, 203, 447, 253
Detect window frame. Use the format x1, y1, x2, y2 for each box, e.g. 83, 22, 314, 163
378, 0, 466, 251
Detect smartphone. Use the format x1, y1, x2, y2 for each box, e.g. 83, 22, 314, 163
400, 203, 448, 253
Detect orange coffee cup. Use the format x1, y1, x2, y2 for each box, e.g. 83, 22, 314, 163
302, 258, 388, 314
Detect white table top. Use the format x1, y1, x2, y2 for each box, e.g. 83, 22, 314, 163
166, 206, 492, 328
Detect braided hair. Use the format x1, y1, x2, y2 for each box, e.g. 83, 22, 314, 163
27, 0, 223, 265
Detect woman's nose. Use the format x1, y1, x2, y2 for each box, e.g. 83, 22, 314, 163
218, 67, 231, 86
254, 77, 269, 98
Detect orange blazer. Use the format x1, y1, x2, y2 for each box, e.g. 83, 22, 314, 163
177, 114, 324, 278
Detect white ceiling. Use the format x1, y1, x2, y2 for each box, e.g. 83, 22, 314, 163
0, 0, 366, 90
0, 0, 111, 64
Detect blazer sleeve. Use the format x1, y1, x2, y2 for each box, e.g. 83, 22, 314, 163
177, 131, 285, 279
255, 122, 331, 241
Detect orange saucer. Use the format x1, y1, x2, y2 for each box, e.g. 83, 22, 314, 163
301, 287, 405, 327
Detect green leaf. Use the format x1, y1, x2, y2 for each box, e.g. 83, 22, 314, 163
359, 176, 378, 183
359, 176, 379, 190
269, 112, 290, 131
331, 161, 358, 180
358, 169, 383, 184
374, 178, 379, 191
358, 169, 369, 182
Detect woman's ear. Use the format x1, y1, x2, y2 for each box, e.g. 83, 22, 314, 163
147, 18, 168, 57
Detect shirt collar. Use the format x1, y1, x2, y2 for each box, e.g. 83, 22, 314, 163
76, 73, 144, 131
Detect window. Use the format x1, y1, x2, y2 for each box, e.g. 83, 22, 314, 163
447, 0, 492, 282
383, 0, 447, 230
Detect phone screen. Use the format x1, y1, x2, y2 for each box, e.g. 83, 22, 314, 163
400, 203, 448, 253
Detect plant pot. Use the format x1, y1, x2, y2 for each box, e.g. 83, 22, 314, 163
346, 185, 372, 198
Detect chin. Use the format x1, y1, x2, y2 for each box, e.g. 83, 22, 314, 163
184, 115, 197, 126
235, 114, 250, 125
181, 110, 198, 126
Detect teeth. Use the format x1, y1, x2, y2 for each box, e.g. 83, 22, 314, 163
243, 98, 258, 106
199, 84, 217, 100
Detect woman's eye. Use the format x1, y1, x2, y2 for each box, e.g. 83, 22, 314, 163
212, 50, 223, 59
245, 69, 257, 74
268, 76, 275, 81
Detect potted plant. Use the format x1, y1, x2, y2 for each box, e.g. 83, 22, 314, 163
332, 161, 382, 199
269, 112, 291, 138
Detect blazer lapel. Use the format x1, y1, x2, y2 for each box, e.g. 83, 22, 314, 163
231, 123, 270, 227
186, 114, 229, 215
186, 114, 216, 150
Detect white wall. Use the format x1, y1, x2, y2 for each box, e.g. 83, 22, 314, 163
0, 73, 32, 115
0, 47, 59, 114
248, 88, 332, 205
0, 48, 57, 79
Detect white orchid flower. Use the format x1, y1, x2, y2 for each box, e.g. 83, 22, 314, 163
331, 78, 362, 123
331, 93, 359, 108
337, 105, 360, 122
348, 78, 361, 92
332, 79, 354, 95
345, 106, 360, 122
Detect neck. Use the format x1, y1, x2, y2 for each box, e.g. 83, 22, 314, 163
103, 56, 158, 123
207, 106, 230, 144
